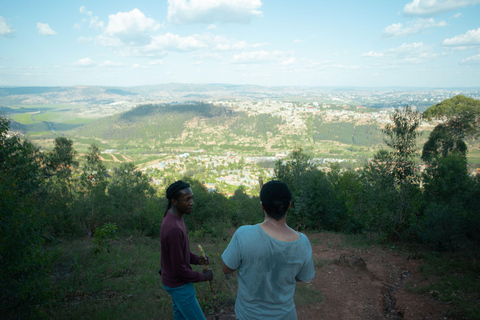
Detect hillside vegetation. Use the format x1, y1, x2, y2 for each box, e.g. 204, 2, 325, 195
1, 96, 480, 319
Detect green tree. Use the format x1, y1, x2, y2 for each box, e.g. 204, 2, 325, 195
44, 137, 80, 237
418, 153, 480, 251
274, 148, 341, 230
47, 136, 78, 179
108, 162, 157, 234
361, 106, 422, 240
422, 95, 480, 162
78, 144, 108, 236
0, 116, 51, 319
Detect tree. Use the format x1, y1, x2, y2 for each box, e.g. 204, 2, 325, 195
47, 136, 78, 180
78, 144, 108, 236
108, 162, 156, 233
382, 106, 421, 184
361, 106, 422, 240
274, 148, 341, 230
422, 95, 480, 162
421, 123, 467, 162
0, 116, 51, 319
43, 137, 80, 237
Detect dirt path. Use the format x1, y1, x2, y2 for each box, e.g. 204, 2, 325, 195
211, 233, 463, 320
296, 233, 462, 320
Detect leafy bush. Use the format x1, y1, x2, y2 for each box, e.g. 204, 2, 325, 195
0, 116, 51, 319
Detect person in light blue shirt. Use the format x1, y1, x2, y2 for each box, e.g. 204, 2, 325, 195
222, 180, 315, 320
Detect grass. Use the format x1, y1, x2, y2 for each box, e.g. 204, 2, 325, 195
339, 233, 373, 249
313, 258, 333, 268
11, 113, 37, 124
294, 282, 325, 306
416, 250, 480, 320
48, 236, 172, 320
47, 233, 237, 320
46, 229, 329, 320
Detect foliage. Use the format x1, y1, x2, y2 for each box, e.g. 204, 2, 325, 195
46, 136, 78, 179
422, 95, 480, 162
370, 106, 422, 240
421, 123, 467, 162
43, 137, 81, 237
107, 162, 157, 234
0, 116, 51, 319
423, 95, 480, 133
274, 148, 346, 231
312, 122, 383, 146
91, 223, 117, 255
382, 106, 421, 185
418, 154, 480, 251
78, 144, 109, 236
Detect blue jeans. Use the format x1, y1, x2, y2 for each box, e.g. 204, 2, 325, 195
163, 283, 206, 320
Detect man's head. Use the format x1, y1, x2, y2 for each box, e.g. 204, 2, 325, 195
260, 180, 292, 221
165, 180, 193, 216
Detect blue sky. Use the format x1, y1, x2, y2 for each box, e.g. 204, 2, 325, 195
1, 0, 479, 87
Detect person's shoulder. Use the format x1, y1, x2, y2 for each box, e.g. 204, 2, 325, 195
233, 224, 259, 238
236, 224, 258, 233
297, 232, 313, 245
163, 221, 184, 237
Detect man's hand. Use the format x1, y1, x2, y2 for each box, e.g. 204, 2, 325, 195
198, 256, 209, 265
203, 269, 214, 281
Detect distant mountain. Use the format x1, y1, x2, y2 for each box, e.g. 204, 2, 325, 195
0, 84, 478, 112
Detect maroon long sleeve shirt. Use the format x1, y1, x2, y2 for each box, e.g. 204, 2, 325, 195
160, 210, 206, 287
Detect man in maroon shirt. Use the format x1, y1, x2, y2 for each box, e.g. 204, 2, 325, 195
160, 180, 213, 320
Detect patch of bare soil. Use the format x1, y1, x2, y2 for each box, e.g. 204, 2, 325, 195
211, 232, 465, 320
297, 233, 464, 320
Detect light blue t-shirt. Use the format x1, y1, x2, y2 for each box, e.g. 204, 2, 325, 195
222, 224, 315, 320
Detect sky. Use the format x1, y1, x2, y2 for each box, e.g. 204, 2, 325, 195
1, 0, 480, 88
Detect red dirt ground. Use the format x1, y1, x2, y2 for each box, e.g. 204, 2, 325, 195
210, 232, 465, 320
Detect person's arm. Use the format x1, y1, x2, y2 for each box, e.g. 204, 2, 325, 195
295, 236, 315, 282
222, 260, 236, 275
221, 230, 242, 275
167, 229, 207, 282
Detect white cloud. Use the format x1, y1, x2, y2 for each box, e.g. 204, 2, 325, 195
36, 23, 57, 36
191, 52, 223, 61
460, 54, 480, 64
361, 42, 439, 63
383, 18, 447, 38
207, 24, 217, 30
452, 13, 462, 19
442, 28, 480, 46
145, 33, 206, 52
210, 35, 248, 51
105, 9, 161, 44
94, 34, 123, 47
280, 57, 296, 65
293, 39, 304, 43
74, 57, 96, 67
231, 50, 289, 64
362, 51, 384, 58
99, 60, 124, 67
149, 59, 165, 65
0, 16, 15, 37
404, 0, 480, 16
79, 6, 105, 29
168, 0, 262, 25
132, 63, 148, 69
